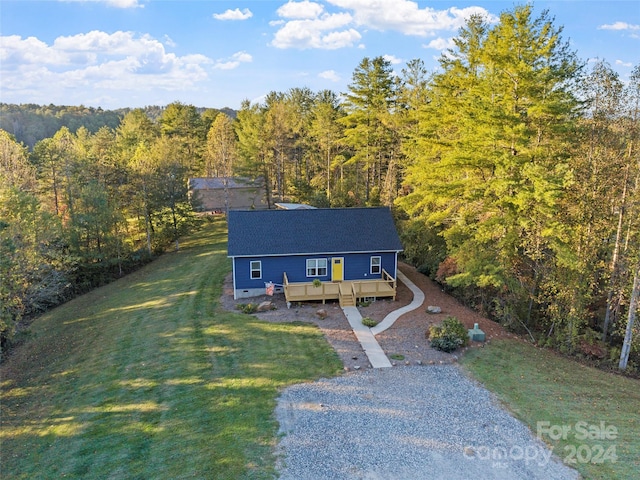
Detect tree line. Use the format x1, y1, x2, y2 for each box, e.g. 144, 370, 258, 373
0, 103, 238, 150
1, 5, 638, 371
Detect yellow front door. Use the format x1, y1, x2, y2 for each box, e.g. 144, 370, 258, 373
332, 257, 344, 282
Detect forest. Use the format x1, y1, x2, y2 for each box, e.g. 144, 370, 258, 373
1, 6, 638, 372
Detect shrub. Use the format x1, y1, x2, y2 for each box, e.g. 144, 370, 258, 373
428, 316, 469, 352
236, 303, 258, 314
312, 278, 322, 287
361, 317, 379, 328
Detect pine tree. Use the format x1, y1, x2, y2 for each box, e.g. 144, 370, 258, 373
399, 6, 582, 334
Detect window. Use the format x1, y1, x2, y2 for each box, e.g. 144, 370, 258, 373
370, 256, 381, 274
250, 261, 262, 279
306, 258, 327, 277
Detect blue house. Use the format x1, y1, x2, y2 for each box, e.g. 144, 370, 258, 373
227, 207, 404, 305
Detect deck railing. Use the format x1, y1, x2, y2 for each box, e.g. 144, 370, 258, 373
283, 272, 340, 303
349, 269, 396, 299
283, 269, 397, 304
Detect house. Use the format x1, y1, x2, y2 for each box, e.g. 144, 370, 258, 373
188, 177, 267, 212
227, 207, 404, 306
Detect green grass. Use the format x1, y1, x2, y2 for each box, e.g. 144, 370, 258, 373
461, 339, 640, 480
0, 218, 343, 479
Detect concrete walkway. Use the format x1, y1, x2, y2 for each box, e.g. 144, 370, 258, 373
341, 269, 426, 368
342, 306, 392, 368
370, 270, 425, 336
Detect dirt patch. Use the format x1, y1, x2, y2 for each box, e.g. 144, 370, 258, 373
219, 262, 515, 371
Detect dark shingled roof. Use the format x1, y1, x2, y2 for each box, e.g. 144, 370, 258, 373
227, 207, 403, 257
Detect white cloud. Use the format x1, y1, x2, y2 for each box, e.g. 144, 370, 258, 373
615, 59, 633, 67
213, 8, 253, 21
320, 28, 362, 50
271, 12, 360, 49
383, 54, 402, 65
319, 69, 340, 81
424, 37, 456, 50
271, 0, 495, 51
277, 1, 325, 19
327, 0, 496, 36
1, 35, 69, 65
60, 0, 144, 8
0, 31, 212, 101
598, 21, 640, 31
214, 51, 253, 70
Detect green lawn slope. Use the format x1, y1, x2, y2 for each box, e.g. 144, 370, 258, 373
3, 217, 638, 479
462, 339, 640, 480
0, 218, 342, 479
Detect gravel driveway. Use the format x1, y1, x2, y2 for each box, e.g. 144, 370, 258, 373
275, 366, 579, 480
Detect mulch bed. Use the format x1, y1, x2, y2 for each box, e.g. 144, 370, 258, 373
219, 262, 515, 371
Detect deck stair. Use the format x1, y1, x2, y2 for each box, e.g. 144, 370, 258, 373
339, 282, 356, 307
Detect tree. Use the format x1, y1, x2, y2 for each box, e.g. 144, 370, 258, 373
128, 143, 156, 254
619, 264, 639, 370
568, 61, 629, 341
615, 65, 640, 367
309, 90, 345, 200
116, 109, 159, 154
398, 6, 582, 337
235, 100, 273, 208
148, 136, 195, 251
205, 114, 237, 178
263, 92, 296, 201
159, 102, 205, 173
0, 130, 35, 190
0, 185, 65, 346
342, 56, 398, 204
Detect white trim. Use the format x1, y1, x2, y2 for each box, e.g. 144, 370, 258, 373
228, 249, 402, 259
394, 251, 398, 277
306, 258, 328, 277
370, 255, 382, 275
232, 259, 237, 300
250, 260, 262, 279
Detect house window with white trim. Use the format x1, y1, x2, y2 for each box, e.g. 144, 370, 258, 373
306, 258, 327, 277
250, 261, 262, 279
370, 256, 381, 274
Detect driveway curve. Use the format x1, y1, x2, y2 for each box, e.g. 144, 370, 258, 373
275, 366, 578, 480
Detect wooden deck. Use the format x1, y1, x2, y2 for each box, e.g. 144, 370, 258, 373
283, 270, 396, 307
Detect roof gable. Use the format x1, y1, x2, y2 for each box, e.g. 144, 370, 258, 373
227, 207, 403, 257
188, 177, 263, 190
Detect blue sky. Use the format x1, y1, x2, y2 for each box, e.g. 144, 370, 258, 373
1, 1, 638, 110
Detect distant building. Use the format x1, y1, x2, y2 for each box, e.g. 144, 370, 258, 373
188, 177, 267, 212
274, 203, 317, 210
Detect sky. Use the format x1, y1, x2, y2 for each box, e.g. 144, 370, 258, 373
1, 0, 638, 110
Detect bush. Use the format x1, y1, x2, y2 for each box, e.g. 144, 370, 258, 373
361, 317, 379, 328
236, 303, 258, 314
428, 316, 469, 352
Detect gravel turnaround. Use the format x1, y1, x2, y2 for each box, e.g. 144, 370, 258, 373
275, 366, 580, 480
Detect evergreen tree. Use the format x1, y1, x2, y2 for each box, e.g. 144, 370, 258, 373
342, 56, 398, 204
399, 6, 582, 336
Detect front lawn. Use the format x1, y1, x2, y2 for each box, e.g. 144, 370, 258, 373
461, 339, 640, 480
0, 218, 343, 479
